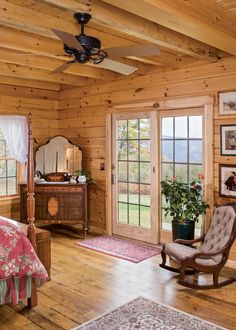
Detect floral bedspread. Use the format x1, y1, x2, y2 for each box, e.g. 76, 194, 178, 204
0, 218, 48, 304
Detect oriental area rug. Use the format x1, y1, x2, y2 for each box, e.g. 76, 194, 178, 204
77, 235, 161, 263
73, 296, 227, 330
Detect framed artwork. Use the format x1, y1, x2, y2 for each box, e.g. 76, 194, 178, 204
219, 91, 236, 115
220, 125, 236, 156
219, 164, 236, 198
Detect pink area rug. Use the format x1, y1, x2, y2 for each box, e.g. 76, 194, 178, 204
76, 235, 161, 263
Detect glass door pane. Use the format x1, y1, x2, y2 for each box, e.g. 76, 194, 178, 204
160, 115, 203, 234
117, 118, 151, 228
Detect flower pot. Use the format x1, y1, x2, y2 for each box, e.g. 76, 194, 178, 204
172, 220, 195, 241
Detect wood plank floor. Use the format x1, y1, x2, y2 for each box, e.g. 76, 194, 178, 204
0, 229, 236, 330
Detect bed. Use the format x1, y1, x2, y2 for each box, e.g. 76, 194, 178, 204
0, 114, 48, 307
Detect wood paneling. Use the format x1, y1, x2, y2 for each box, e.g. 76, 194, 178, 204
0, 83, 59, 219
58, 56, 236, 261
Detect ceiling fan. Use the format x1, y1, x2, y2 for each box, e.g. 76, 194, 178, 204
51, 12, 161, 75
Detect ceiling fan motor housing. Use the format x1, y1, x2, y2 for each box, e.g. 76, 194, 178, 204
64, 34, 102, 63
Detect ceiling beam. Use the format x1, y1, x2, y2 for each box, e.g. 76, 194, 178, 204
0, 27, 123, 79
101, 0, 236, 57
0, 0, 173, 69
1, 0, 219, 62
0, 76, 60, 91
0, 63, 92, 86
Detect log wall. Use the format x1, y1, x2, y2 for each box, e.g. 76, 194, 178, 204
58, 56, 236, 260
0, 83, 59, 219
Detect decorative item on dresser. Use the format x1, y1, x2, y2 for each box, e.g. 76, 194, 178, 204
20, 182, 89, 235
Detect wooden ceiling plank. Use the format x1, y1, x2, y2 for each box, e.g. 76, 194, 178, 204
0, 63, 92, 86
25, 0, 219, 61
101, 0, 236, 56
0, 47, 119, 80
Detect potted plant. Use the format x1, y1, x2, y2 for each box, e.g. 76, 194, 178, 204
74, 169, 95, 184
160, 177, 209, 240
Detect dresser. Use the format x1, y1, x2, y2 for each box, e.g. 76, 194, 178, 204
20, 183, 88, 234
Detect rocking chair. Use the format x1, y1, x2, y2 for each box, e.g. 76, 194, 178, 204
160, 204, 236, 289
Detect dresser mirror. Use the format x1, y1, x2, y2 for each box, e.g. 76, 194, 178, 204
35, 136, 82, 177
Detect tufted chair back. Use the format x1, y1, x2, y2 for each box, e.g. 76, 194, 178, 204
199, 205, 236, 263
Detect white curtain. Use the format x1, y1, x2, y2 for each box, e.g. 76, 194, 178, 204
0, 115, 28, 163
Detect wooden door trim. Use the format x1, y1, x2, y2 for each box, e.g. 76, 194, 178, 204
105, 113, 112, 235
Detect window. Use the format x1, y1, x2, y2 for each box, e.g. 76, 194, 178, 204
161, 115, 203, 230
0, 128, 17, 196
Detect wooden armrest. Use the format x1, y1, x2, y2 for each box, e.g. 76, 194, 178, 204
174, 236, 204, 245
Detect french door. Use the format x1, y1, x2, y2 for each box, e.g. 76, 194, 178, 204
112, 112, 158, 244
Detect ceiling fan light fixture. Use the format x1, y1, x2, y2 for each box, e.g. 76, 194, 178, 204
75, 51, 90, 63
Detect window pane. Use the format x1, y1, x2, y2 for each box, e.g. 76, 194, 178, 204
140, 162, 150, 184
128, 162, 139, 182
0, 160, 6, 177
140, 118, 150, 139
118, 141, 127, 160
175, 140, 187, 163
162, 163, 173, 180
128, 119, 138, 139
175, 164, 187, 181
118, 120, 127, 139
7, 160, 16, 176
140, 140, 150, 161
7, 177, 16, 195
175, 117, 187, 138
118, 161, 127, 181
189, 140, 202, 163
140, 184, 150, 206
189, 116, 202, 138
162, 117, 173, 138
129, 183, 139, 204
128, 141, 138, 160
0, 140, 6, 157
0, 178, 6, 195
189, 164, 203, 182
118, 202, 128, 223
140, 206, 150, 228
128, 204, 139, 226
118, 182, 127, 202
162, 140, 173, 162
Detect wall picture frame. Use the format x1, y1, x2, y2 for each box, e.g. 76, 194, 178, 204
220, 124, 236, 156
219, 164, 236, 198
219, 91, 236, 115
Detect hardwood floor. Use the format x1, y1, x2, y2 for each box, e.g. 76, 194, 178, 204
0, 230, 235, 330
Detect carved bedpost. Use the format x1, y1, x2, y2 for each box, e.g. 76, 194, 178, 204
27, 113, 36, 250
27, 113, 38, 308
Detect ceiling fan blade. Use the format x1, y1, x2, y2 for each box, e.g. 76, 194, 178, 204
103, 44, 160, 58
51, 61, 75, 74
51, 28, 83, 50
95, 58, 137, 75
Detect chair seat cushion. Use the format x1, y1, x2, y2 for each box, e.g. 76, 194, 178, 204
165, 243, 219, 266
165, 242, 198, 260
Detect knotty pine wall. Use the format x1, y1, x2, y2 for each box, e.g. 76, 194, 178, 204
0, 83, 59, 219
59, 56, 236, 260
